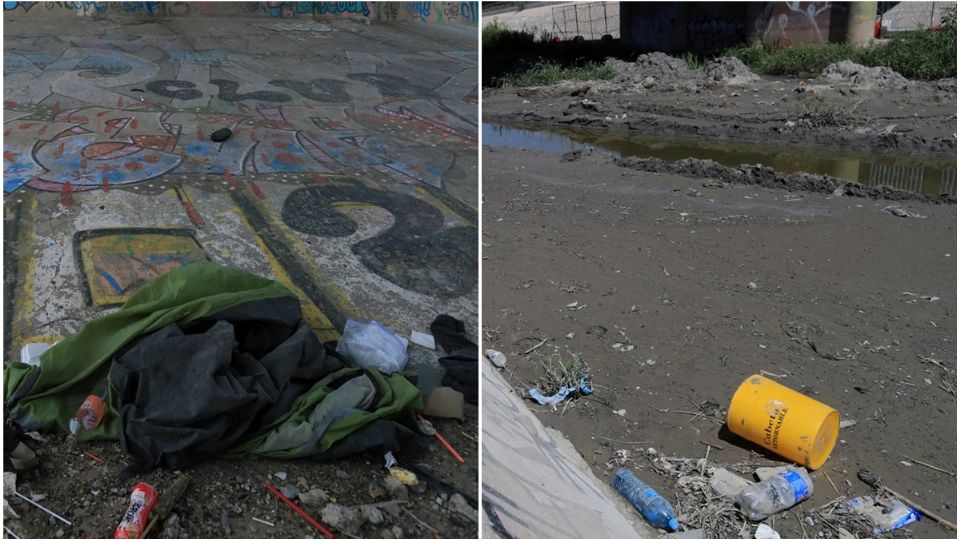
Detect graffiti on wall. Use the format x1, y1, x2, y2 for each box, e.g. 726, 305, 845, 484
754, 1, 842, 44
378, 1, 478, 24
252, 1, 373, 20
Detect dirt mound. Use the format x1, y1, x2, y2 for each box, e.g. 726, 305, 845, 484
700, 57, 759, 84
820, 60, 909, 88
631, 52, 698, 83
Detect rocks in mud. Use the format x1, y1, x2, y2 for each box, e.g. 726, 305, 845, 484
447, 493, 477, 526
321, 501, 403, 535
820, 60, 909, 89
162, 513, 181, 539
298, 487, 329, 506
701, 57, 759, 85
562, 150, 583, 162
614, 156, 954, 204
564, 98, 604, 116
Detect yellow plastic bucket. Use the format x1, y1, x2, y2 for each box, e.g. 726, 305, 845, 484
727, 374, 840, 469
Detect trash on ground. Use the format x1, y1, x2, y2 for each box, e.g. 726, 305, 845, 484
14, 490, 71, 526
736, 467, 813, 521
612, 343, 635, 352
612, 467, 679, 531
422, 387, 465, 420
485, 349, 507, 368
337, 318, 409, 374
839, 419, 858, 429
708, 466, 753, 500
528, 376, 593, 410
76, 394, 106, 430
114, 482, 157, 539
388, 467, 419, 487
383, 451, 398, 470
753, 466, 790, 482
409, 330, 436, 350
843, 493, 921, 535
418, 414, 465, 463
754, 523, 781, 539
265, 481, 335, 539
727, 374, 839, 469
415, 416, 437, 436
20, 342, 52, 367
882, 205, 926, 218
613, 408, 626, 416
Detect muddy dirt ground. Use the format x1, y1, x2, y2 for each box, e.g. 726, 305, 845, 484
6, 400, 478, 539
482, 145, 956, 538
484, 55, 957, 157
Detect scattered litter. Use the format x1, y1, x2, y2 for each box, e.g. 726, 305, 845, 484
747, 282, 757, 289
902, 291, 940, 302
612, 468, 679, 531
529, 377, 593, 410
265, 482, 335, 539
298, 488, 329, 507
844, 494, 921, 535
19, 342, 52, 367
708, 467, 753, 499
484, 349, 507, 368
115, 482, 156, 539
753, 466, 790, 482
613, 409, 626, 417
686, 187, 703, 197
612, 343, 635, 352
415, 416, 437, 436
337, 318, 408, 374
251, 516, 275, 527
409, 330, 436, 350
754, 523, 781, 539
566, 332, 575, 339
736, 467, 813, 521
274, 471, 288, 481
83, 450, 105, 464
899, 460, 913, 467
566, 301, 586, 310
728, 374, 839, 468
14, 491, 72, 526
418, 414, 464, 464
383, 451, 398, 470
882, 205, 926, 218
388, 467, 419, 487
839, 419, 858, 429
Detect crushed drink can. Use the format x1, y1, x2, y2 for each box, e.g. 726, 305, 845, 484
114, 482, 157, 539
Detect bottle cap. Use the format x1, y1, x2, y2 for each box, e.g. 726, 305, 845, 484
668, 518, 679, 531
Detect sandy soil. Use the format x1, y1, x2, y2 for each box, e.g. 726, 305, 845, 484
484, 58, 957, 157
482, 145, 956, 538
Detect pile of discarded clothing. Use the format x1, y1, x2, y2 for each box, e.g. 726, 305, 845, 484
4, 262, 442, 474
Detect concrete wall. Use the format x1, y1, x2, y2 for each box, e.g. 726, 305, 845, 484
2, 2, 479, 25
619, 1, 875, 53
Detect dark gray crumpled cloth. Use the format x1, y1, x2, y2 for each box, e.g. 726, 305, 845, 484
109, 296, 343, 471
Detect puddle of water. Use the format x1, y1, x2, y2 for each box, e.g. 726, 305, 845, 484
483, 123, 957, 196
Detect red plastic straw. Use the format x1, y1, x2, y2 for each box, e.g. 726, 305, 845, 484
82, 450, 104, 464
418, 414, 465, 463
264, 482, 335, 539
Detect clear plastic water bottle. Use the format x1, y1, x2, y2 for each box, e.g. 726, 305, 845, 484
612, 468, 679, 531
736, 467, 814, 521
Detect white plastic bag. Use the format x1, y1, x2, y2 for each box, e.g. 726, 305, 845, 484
336, 318, 409, 374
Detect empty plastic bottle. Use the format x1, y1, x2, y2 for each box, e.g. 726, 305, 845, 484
612, 468, 679, 531
736, 467, 814, 521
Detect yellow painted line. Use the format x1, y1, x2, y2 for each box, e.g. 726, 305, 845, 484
10, 199, 38, 355
225, 192, 347, 342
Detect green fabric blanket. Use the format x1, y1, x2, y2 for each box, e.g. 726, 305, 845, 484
4, 262, 422, 461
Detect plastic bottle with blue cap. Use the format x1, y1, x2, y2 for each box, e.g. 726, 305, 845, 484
612, 468, 680, 531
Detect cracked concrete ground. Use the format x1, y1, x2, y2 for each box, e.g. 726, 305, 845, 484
4, 11, 478, 539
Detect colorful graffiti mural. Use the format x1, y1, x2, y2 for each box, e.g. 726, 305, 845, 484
754, 2, 844, 44
3, 20, 478, 362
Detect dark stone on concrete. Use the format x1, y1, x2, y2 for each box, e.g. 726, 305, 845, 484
210, 128, 232, 142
